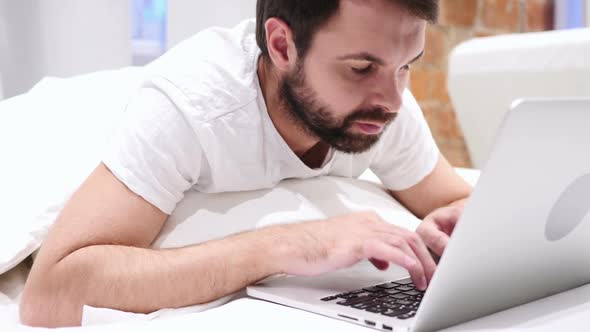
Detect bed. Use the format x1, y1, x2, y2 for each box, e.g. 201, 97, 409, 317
2, 66, 588, 331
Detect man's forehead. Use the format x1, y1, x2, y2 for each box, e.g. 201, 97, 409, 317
312, 0, 426, 65
332, 0, 426, 36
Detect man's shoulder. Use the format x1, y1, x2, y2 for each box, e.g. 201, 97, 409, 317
143, 19, 261, 122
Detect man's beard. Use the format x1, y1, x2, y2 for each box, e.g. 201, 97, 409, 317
279, 62, 398, 154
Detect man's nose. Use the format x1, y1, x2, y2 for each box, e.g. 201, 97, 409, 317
372, 74, 404, 113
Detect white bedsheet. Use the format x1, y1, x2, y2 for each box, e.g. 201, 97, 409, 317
3, 287, 590, 332
0, 260, 28, 325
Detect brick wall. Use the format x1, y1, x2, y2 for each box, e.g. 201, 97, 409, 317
411, 0, 554, 168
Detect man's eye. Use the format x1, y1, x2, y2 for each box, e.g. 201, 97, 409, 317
401, 64, 411, 71
351, 65, 373, 75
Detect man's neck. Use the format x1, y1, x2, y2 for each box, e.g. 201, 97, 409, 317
257, 57, 321, 159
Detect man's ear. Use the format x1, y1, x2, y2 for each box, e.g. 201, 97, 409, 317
264, 18, 299, 73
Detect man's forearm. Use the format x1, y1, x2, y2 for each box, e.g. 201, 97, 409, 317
21, 227, 287, 327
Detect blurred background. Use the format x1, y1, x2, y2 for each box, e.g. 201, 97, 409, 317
0, 0, 588, 167
411, 0, 586, 168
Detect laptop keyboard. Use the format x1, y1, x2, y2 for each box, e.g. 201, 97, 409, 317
320, 278, 423, 320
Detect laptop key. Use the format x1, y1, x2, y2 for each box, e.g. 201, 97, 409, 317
340, 291, 372, 299
376, 282, 398, 289
383, 295, 403, 303
337, 295, 374, 306
366, 306, 388, 314
352, 300, 381, 310
320, 296, 338, 301
390, 293, 409, 299
404, 290, 421, 296
382, 303, 401, 310
384, 289, 402, 295
398, 311, 417, 320
378, 307, 393, 314
383, 308, 412, 317
337, 294, 359, 300
396, 285, 414, 292
342, 290, 364, 296
395, 279, 414, 285
363, 286, 382, 293
394, 300, 413, 306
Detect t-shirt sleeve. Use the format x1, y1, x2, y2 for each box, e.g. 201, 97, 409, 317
370, 90, 440, 191
102, 82, 202, 215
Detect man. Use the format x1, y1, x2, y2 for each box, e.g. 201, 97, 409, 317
20, 0, 471, 327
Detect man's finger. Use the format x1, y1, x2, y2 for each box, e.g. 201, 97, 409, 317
404, 232, 437, 284
369, 258, 390, 271
431, 207, 462, 235
363, 240, 425, 290
418, 224, 449, 257
377, 227, 436, 284
379, 236, 427, 291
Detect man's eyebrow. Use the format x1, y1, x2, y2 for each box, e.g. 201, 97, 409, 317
337, 52, 386, 66
338, 50, 425, 66
408, 50, 425, 65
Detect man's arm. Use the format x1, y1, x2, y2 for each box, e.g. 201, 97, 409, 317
389, 155, 472, 219
19, 163, 283, 327
21, 163, 438, 327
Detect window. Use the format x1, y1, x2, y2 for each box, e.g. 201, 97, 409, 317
555, 0, 587, 29
132, 0, 167, 65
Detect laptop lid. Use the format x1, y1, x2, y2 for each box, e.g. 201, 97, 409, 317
414, 98, 590, 332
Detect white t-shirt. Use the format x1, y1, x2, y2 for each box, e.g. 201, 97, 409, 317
103, 19, 440, 215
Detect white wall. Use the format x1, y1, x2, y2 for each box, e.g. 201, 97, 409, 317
167, 0, 257, 49
0, 0, 132, 99
0, 74, 4, 101
0, 0, 44, 99
586, 0, 590, 26
37, 1, 132, 78
0, 4, 5, 101
554, 1, 568, 29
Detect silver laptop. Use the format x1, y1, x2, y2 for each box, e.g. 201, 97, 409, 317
247, 99, 590, 332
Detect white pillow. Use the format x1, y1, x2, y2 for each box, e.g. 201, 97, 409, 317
0, 67, 146, 274
154, 175, 422, 249
154, 169, 481, 249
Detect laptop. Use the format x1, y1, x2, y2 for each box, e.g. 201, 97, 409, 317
247, 98, 590, 332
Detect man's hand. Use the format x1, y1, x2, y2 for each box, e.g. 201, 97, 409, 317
277, 211, 437, 290
416, 204, 464, 258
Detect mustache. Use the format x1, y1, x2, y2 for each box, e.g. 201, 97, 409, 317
344, 108, 398, 127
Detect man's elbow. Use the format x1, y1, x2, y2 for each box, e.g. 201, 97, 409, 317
19, 275, 82, 327
19, 290, 49, 327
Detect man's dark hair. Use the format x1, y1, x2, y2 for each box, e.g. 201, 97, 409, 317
256, 0, 439, 59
